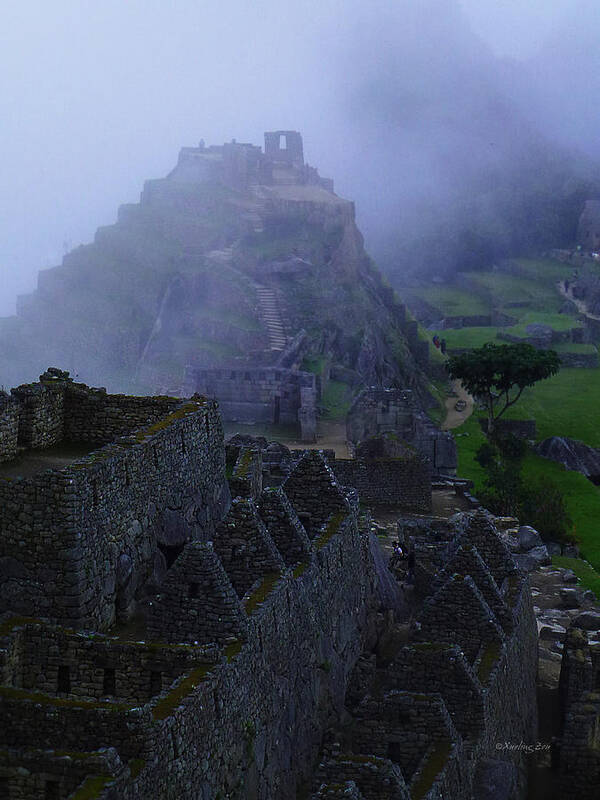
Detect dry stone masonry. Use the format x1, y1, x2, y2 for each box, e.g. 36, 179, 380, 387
0, 375, 539, 799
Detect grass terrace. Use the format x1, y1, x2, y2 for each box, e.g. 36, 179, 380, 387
401, 286, 490, 317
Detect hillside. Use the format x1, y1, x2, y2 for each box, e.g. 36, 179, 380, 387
402, 256, 600, 593
0, 132, 428, 403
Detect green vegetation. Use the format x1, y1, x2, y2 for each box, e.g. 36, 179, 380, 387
477, 640, 502, 686
301, 355, 327, 375
320, 380, 352, 421
455, 415, 600, 591
315, 512, 346, 550
402, 286, 489, 316
552, 556, 600, 598
0, 685, 135, 712
244, 571, 282, 614
128, 759, 146, 780
446, 343, 560, 432
69, 775, 112, 800
442, 327, 499, 350
152, 665, 213, 721
293, 561, 309, 579
410, 739, 452, 800
223, 639, 243, 662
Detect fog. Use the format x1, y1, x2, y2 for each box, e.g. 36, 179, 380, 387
1, 0, 598, 314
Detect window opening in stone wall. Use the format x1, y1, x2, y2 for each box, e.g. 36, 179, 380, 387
57, 665, 70, 694
181, 429, 186, 454
387, 741, 403, 764
279, 134, 287, 149
44, 780, 60, 800
274, 395, 280, 425
103, 667, 116, 696
158, 542, 185, 569
188, 582, 200, 599
150, 670, 162, 695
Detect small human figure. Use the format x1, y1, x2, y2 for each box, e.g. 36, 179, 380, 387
406, 543, 416, 585
433, 334, 440, 349
440, 338, 447, 355
564, 279, 569, 293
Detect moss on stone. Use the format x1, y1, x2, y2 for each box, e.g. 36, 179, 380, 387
477, 640, 502, 686
128, 758, 146, 779
134, 403, 201, 443
0, 615, 41, 636
152, 665, 213, 721
293, 561, 309, 579
244, 571, 282, 615
0, 685, 136, 712
223, 640, 243, 662
315, 513, 346, 550
410, 739, 452, 800
234, 449, 254, 478
68, 775, 111, 800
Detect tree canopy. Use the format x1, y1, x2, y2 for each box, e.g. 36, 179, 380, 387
446, 342, 560, 431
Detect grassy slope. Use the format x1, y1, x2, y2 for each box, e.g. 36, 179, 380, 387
454, 369, 600, 593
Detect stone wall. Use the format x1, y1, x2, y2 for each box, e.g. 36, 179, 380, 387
183, 364, 317, 440
0, 378, 230, 631
11, 383, 64, 448
346, 388, 456, 475
0, 397, 18, 463
0, 501, 377, 799
1, 617, 218, 705
330, 456, 431, 512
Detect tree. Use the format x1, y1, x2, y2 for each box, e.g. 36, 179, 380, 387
446, 342, 560, 434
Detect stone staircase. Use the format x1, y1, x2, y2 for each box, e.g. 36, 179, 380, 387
256, 286, 288, 351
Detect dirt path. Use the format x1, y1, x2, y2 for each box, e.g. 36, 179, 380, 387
558, 281, 600, 321
441, 379, 474, 431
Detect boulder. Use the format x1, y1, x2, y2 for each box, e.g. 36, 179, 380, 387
535, 436, 600, 478
560, 587, 584, 608
572, 611, 600, 631
518, 525, 543, 551
546, 541, 562, 556
561, 569, 578, 583
513, 553, 539, 573
563, 544, 580, 558
528, 545, 551, 566
539, 623, 567, 641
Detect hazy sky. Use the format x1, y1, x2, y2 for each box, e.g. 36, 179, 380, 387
0, 0, 586, 315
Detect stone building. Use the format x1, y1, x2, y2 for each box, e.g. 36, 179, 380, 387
346, 387, 457, 475
0, 373, 537, 799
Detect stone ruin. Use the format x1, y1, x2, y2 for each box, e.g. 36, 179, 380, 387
346, 387, 457, 476
0, 372, 539, 799
557, 623, 600, 798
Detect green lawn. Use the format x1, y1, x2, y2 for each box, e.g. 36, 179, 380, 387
401, 286, 489, 317
321, 380, 352, 420
454, 413, 600, 593
442, 327, 499, 350
462, 271, 564, 314
512, 257, 573, 283
505, 311, 582, 336
501, 366, 600, 446
553, 342, 597, 354
552, 556, 600, 598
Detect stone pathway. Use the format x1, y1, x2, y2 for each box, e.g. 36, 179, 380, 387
441, 379, 474, 431
255, 285, 288, 351
558, 281, 600, 321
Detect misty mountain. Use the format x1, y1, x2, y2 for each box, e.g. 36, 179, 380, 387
330, 0, 600, 281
